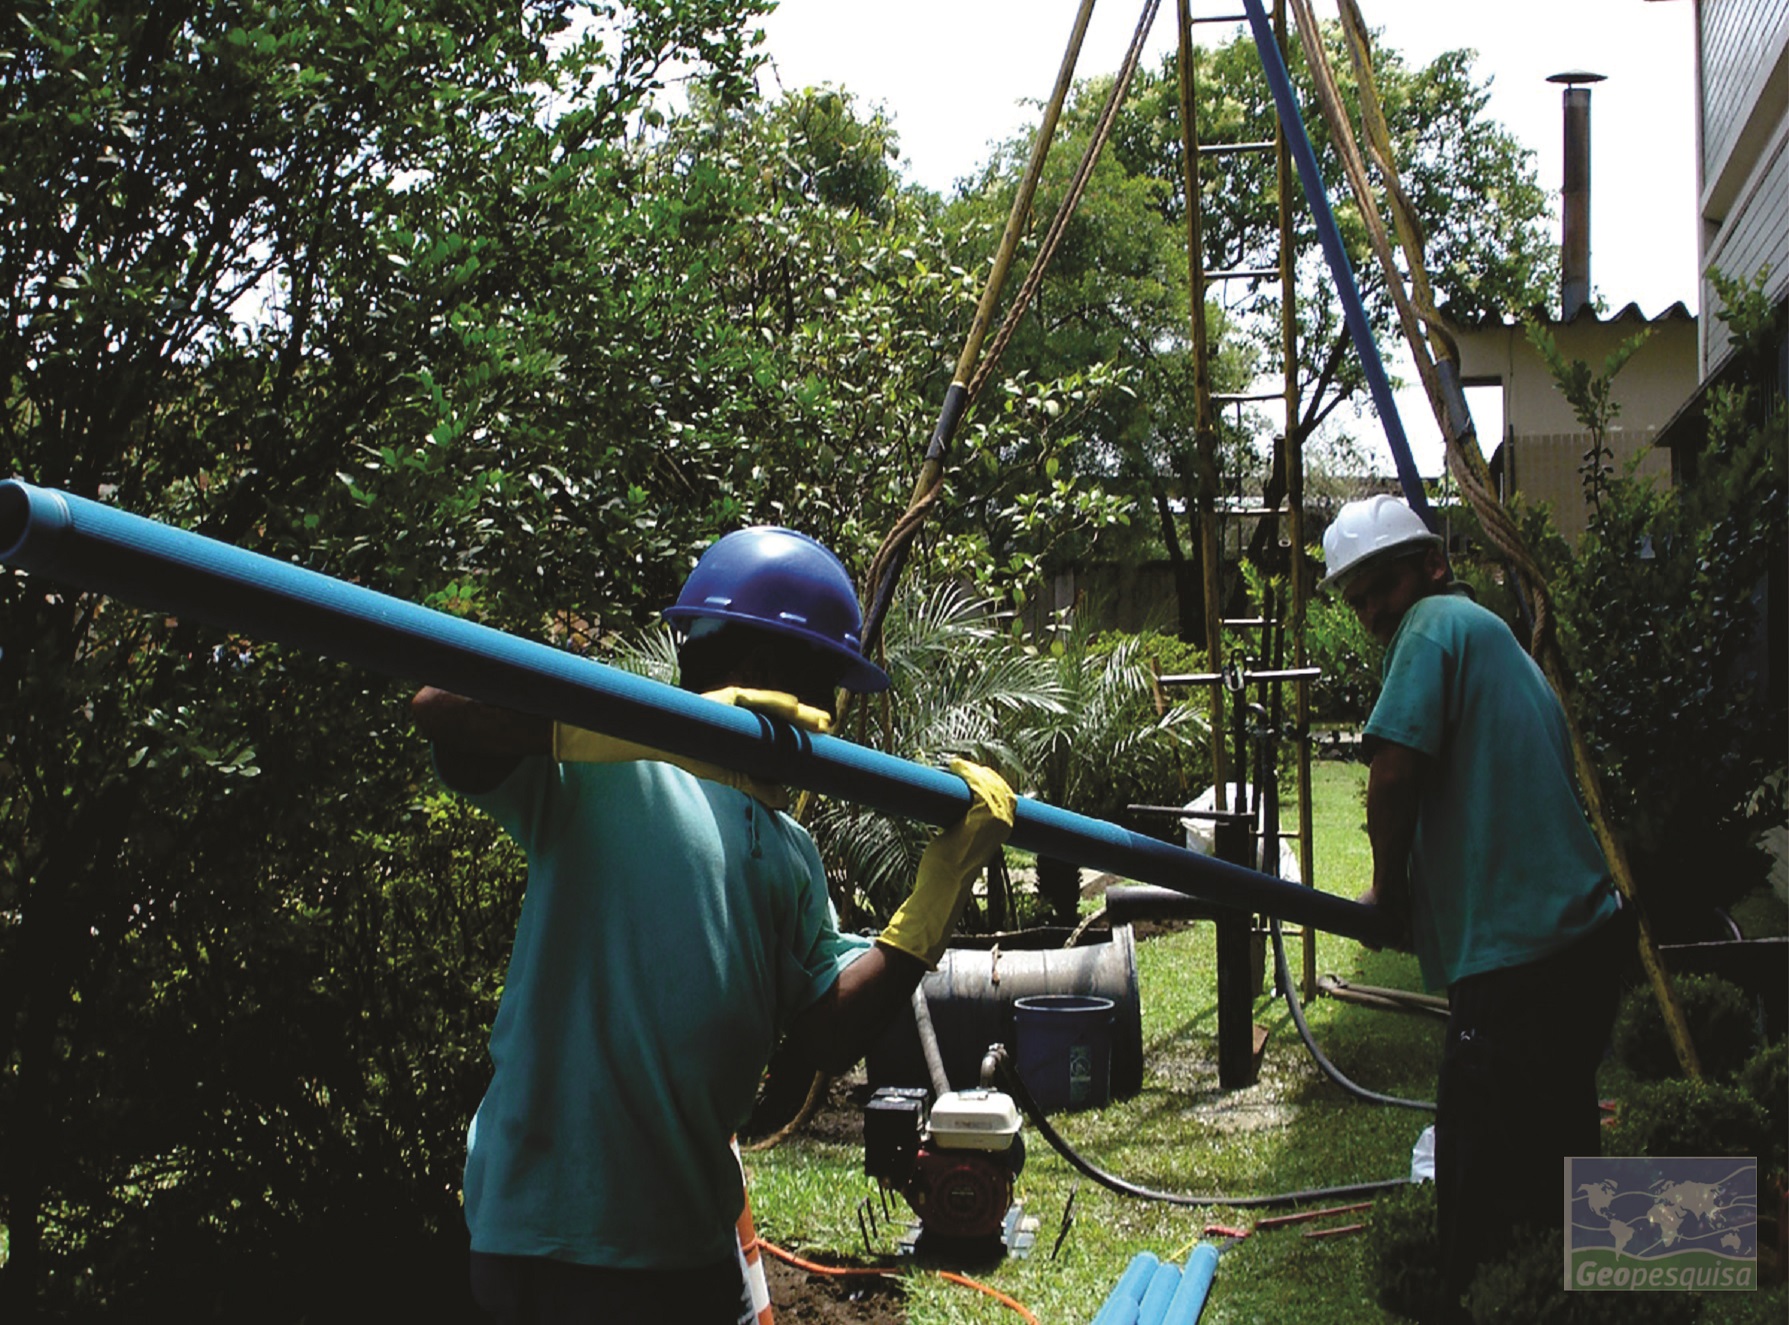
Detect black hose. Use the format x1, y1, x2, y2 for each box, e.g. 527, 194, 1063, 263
1271, 918, 1436, 1112
990, 1047, 1410, 1210
1241, 667, 1434, 1113
979, 908, 1435, 1207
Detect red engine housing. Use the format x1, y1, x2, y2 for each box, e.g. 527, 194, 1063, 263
904, 1144, 1014, 1241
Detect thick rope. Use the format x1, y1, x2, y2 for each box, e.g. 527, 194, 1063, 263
1322, 0, 1552, 643
967, 0, 1166, 404
778, 4, 1144, 1143
1290, 0, 1700, 1077
861, 0, 1166, 656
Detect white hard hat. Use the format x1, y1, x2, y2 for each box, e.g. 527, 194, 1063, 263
1320, 495, 1442, 591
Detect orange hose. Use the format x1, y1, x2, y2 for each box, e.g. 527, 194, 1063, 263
937, 1270, 1042, 1324
757, 1240, 1041, 1325
758, 1240, 888, 1278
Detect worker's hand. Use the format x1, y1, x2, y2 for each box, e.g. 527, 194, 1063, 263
878, 758, 1017, 968
1355, 886, 1414, 953
701, 686, 834, 735
551, 721, 789, 808
1356, 886, 1386, 951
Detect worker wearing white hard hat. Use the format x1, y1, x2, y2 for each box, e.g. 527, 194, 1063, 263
1322, 495, 1628, 1318
1319, 493, 1443, 592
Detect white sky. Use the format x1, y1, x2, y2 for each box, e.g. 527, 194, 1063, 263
751, 0, 1701, 475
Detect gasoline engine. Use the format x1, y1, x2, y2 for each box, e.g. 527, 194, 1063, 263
863, 1083, 1028, 1248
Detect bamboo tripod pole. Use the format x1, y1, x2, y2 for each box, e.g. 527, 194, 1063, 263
1286, 0, 1700, 1075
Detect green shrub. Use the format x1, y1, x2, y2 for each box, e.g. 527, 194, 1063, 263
1542, 273, 1787, 928
1606, 1077, 1772, 1162
1464, 1227, 1704, 1324
1098, 628, 1206, 679
1306, 591, 1383, 725
1713, 1286, 1789, 1324
1370, 1180, 1450, 1321
1727, 880, 1789, 938
1738, 1039, 1788, 1175
1611, 973, 1763, 1083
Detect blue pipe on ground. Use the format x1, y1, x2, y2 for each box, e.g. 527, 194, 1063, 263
1137, 1261, 1183, 1325
1162, 1243, 1220, 1324
1238, 0, 1432, 523
1090, 1250, 1159, 1325
0, 480, 1388, 945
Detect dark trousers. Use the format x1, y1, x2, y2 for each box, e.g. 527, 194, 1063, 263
1436, 910, 1628, 1314
470, 1251, 748, 1325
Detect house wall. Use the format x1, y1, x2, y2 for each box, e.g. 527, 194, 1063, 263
1454, 314, 1696, 544
1702, 120, 1789, 364
1697, 0, 1789, 371
1700, 0, 1788, 175
1456, 316, 1700, 437
1496, 429, 1672, 545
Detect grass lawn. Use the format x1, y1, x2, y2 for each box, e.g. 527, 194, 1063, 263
747, 762, 1787, 1322
746, 759, 1454, 1323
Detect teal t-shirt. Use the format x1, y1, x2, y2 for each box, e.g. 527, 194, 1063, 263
1363, 594, 1615, 991
458, 757, 870, 1268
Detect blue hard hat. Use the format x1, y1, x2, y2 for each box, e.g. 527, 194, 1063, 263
665, 527, 891, 693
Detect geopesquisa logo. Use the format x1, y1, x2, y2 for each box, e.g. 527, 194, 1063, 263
1565, 1156, 1758, 1293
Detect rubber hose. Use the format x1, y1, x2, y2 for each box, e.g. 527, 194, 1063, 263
1271, 917, 1436, 1112
991, 1048, 1409, 1209
1319, 981, 1446, 1017
910, 984, 954, 1097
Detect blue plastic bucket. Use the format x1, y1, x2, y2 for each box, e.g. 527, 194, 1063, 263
1013, 993, 1115, 1112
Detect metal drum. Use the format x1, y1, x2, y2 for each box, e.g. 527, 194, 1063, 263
866, 924, 1142, 1100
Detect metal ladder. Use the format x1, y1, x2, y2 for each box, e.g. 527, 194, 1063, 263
1165, 0, 1321, 1088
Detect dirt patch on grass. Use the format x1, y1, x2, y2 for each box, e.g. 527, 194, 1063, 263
762, 1253, 906, 1323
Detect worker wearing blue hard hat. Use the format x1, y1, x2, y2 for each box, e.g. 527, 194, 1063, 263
1324, 495, 1629, 1319
413, 526, 1014, 1324
663, 525, 893, 694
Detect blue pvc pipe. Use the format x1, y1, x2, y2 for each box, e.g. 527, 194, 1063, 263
1137, 1261, 1183, 1325
1162, 1244, 1220, 1324
1238, 0, 1433, 523
0, 481, 1389, 945
1090, 1250, 1160, 1325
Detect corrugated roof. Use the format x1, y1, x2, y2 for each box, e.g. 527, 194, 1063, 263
1447, 300, 1694, 331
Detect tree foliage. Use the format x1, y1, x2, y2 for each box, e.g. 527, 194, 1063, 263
1542, 272, 1787, 931
941, 22, 1552, 637
0, 1, 779, 1314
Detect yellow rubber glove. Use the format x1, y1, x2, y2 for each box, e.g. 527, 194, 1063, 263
879, 758, 1017, 969
550, 688, 824, 808
697, 687, 833, 735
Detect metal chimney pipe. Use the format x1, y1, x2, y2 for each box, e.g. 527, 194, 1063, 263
1550, 71, 1605, 320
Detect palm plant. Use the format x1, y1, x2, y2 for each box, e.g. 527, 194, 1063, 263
605, 591, 1205, 931
1024, 616, 1210, 921
607, 585, 1069, 928
808, 582, 1067, 928
609, 622, 681, 684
